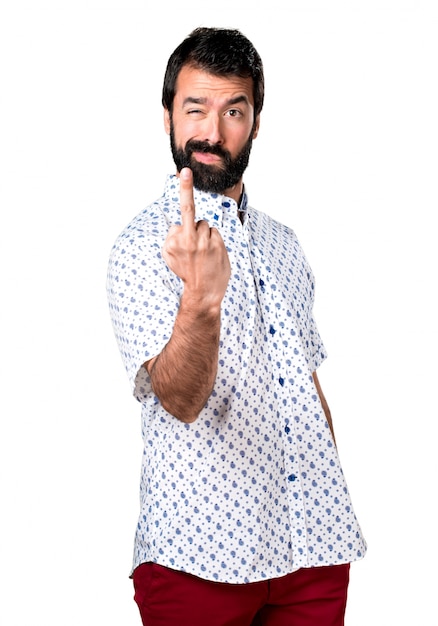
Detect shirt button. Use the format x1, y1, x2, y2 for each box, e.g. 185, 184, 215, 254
279, 377, 285, 386
288, 474, 296, 482
269, 325, 276, 335
285, 426, 290, 434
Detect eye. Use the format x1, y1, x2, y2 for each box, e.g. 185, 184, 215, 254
226, 109, 242, 118
185, 109, 205, 117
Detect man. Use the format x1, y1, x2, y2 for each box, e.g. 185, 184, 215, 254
107, 27, 366, 626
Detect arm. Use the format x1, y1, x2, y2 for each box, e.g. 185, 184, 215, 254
145, 168, 231, 423
312, 371, 336, 445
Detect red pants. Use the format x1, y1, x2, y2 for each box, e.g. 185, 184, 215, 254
133, 562, 350, 626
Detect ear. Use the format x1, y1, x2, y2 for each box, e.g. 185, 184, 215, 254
164, 108, 171, 135
252, 114, 261, 139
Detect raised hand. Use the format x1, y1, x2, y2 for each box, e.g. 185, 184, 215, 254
147, 168, 230, 421
162, 168, 231, 311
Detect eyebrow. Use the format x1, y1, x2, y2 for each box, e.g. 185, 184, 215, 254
182, 95, 250, 107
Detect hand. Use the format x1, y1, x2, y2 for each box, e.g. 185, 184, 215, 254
162, 168, 231, 309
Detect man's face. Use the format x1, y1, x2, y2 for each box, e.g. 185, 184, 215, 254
164, 65, 260, 195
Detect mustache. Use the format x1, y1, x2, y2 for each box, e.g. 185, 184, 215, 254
185, 140, 230, 160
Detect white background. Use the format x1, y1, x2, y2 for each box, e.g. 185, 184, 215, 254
1, 1, 437, 624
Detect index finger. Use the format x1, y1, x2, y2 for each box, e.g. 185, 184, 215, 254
179, 167, 196, 230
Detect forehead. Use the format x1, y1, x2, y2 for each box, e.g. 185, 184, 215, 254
174, 65, 255, 106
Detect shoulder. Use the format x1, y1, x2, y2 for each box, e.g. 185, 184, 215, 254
109, 194, 176, 255
248, 206, 299, 246
116, 201, 168, 241
248, 206, 315, 282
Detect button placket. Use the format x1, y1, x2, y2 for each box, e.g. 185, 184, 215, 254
263, 263, 310, 560
248, 219, 310, 564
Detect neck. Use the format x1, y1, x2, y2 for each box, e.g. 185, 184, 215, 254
223, 179, 244, 204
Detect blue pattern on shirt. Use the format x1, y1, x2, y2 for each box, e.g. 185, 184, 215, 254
107, 175, 366, 583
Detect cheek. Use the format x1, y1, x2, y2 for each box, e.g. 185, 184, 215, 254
232, 125, 255, 151
173, 120, 199, 146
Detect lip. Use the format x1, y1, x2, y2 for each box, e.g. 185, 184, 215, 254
192, 151, 223, 165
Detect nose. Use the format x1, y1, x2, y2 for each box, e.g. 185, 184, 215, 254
202, 114, 224, 145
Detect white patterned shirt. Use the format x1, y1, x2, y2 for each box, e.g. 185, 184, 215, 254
107, 174, 366, 583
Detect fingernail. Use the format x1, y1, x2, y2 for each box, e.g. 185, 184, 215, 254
181, 167, 191, 180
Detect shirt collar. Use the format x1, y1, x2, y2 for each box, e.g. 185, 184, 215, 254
238, 186, 248, 213
164, 174, 248, 226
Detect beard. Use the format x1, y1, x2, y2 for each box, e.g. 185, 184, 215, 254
169, 119, 254, 194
